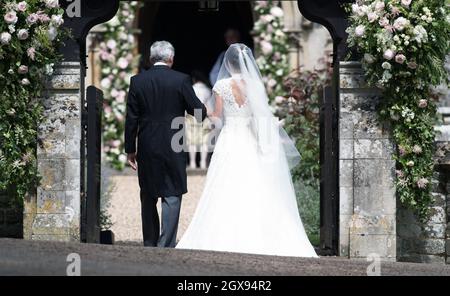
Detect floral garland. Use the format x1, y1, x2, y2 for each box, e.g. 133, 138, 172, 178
253, 0, 290, 101
346, 0, 450, 219
0, 0, 66, 204
97, 2, 140, 170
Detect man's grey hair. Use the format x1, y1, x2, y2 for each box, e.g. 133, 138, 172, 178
150, 41, 175, 63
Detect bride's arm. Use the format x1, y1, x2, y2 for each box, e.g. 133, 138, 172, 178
208, 92, 223, 119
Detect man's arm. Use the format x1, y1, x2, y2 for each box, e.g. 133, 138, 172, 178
181, 76, 207, 123
125, 77, 139, 170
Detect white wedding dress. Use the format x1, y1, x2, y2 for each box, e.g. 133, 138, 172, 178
176, 44, 318, 258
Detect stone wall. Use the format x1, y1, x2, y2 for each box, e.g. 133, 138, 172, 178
338, 62, 397, 261
23, 62, 82, 241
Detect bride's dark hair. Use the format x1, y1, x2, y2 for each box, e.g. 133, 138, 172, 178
224, 44, 251, 74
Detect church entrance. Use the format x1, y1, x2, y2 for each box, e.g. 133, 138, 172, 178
76, 0, 345, 255
137, 1, 255, 75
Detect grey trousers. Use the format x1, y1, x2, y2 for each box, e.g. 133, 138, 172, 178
140, 193, 182, 248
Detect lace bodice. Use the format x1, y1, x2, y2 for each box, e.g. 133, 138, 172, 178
213, 78, 252, 119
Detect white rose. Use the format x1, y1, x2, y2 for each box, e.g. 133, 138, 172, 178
393, 17, 410, 31
354, 25, 365, 37
17, 29, 29, 40
101, 78, 112, 89
367, 12, 378, 23
383, 49, 395, 60
51, 14, 64, 26
401, 0, 412, 7
45, 0, 60, 8
270, 7, 284, 18
118, 154, 127, 164
21, 78, 31, 85
363, 53, 375, 64
374, 1, 385, 11
0, 32, 12, 45
382, 62, 391, 70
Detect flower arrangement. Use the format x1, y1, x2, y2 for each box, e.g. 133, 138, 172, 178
253, 0, 289, 101
0, 0, 67, 203
346, 0, 450, 219
95, 2, 141, 170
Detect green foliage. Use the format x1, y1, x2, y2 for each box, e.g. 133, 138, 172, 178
346, 0, 450, 220
253, 0, 290, 101
95, 2, 141, 170
0, 1, 68, 204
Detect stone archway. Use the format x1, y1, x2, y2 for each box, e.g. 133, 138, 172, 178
27, 0, 352, 256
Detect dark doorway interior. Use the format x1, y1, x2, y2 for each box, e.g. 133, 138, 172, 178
138, 1, 254, 78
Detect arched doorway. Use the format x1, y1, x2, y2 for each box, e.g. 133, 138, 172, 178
137, 1, 254, 74
58, 0, 349, 255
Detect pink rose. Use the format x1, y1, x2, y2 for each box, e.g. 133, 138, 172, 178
107, 39, 117, 50
367, 12, 378, 23
393, 17, 409, 31
18, 65, 29, 74
37, 12, 50, 23
379, 17, 389, 27
27, 13, 39, 25
17, 1, 27, 12
117, 57, 129, 69
4, 11, 18, 24
395, 54, 406, 64
17, 29, 29, 40
260, 40, 273, 55
383, 49, 395, 60
418, 99, 428, 108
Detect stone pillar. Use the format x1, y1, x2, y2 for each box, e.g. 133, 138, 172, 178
24, 62, 82, 241
338, 62, 397, 261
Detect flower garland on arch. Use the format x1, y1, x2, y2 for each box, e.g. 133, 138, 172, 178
96, 1, 141, 170
0, 0, 67, 203
346, 0, 450, 219
253, 0, 290, 102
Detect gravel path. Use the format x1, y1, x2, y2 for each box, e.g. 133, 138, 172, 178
105, 168, 206, 244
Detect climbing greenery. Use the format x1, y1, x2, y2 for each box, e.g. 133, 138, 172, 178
253, 0, 290, 101
346, 0, 450, 219
95, 1, 141, 170
0, 1, 67, 204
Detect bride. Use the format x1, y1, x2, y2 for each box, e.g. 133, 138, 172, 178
176, 44, 318, 258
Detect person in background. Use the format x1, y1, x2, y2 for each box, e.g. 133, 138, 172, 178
209, 29, 241, 85
186, 70, 213, 169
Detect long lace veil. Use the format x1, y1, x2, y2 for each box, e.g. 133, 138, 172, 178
212, 43, 301, 169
